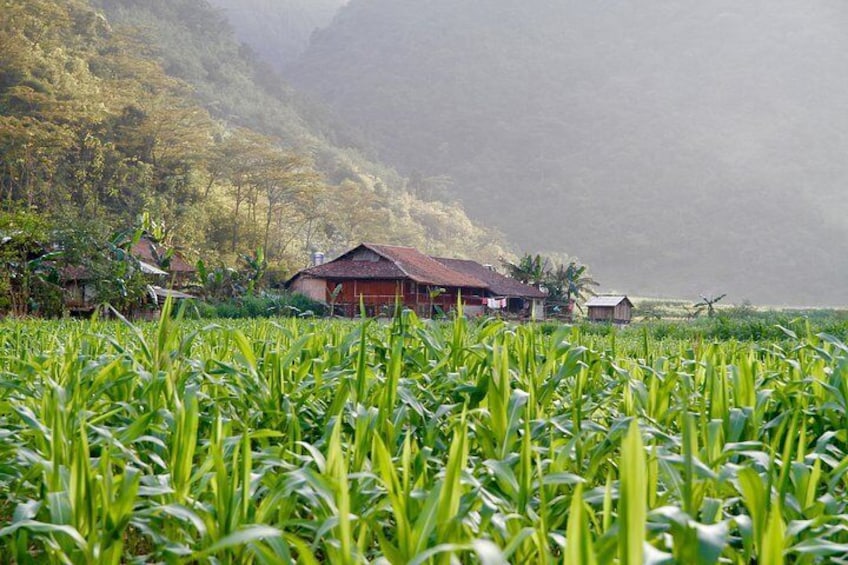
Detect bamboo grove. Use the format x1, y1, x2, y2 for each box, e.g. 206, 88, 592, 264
1, 306, 848, 563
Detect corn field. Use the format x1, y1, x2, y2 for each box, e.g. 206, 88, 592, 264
1, 305, 848, 564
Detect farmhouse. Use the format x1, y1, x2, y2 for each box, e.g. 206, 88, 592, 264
586, 295, 633, 324
131, 236, 196, 288
60, 236, 195, 315
434, 257, 546, 320
287, 243, 546, 318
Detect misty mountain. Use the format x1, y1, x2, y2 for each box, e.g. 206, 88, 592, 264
0, 0, 508, 277
276, 0, 848, 305
207, 0, 346, 66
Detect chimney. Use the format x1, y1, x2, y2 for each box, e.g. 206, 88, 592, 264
311, 251, 325, 266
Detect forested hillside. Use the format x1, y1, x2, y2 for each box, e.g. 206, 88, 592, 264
207, 0, 345, 66
0, 0, 506, 278
284, 0, 848, 305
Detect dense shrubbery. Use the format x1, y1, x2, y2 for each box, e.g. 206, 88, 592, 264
192, 292, 325, 319
540, 309, 848, 342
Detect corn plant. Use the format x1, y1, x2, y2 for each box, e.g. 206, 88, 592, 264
1, 308, 847, 562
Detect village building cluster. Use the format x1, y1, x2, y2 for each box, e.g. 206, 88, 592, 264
287, 243, 548, 319
61, 236, 196, 317
18, 235, 634, 323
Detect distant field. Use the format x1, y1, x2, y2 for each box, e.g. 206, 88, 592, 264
1, 309, 847, 562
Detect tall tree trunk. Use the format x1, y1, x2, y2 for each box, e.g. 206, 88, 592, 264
232, 182, 242, 252
263, 201, 273, 257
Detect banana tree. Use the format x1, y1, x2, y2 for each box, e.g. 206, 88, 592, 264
543, 261, 598, 320
693, 293, 726, 317
502, 254, 548, 286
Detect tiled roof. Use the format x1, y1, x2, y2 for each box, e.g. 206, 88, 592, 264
586, 295, 631, 307
366, 244, 487, 288
297, 258, 407, 280
291, 243, 488, 289
434, 258, 547, 299
131, 237, 195, 274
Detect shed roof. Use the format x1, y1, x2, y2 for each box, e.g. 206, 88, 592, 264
60, 260, 167, 280
434, 258, 547, 299
586, 295, 632, 307
151, 286, 196, 300
139, 261, 168, 276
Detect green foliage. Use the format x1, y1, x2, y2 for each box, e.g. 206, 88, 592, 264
194, 292, 325, 319
0, 0, 510, 293
694, 294, 728, 318
504, 253, 598, 318
2, 315, 848, 561
544, 261, 599, 317
0, 210, 63, 316
540, 309, 848, 343
503, 253, 548, 286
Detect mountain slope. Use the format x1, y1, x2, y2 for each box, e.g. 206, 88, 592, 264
284, 0, 848, 305
0, 0, 508, 275
91, 0, 509, 266
207, 0, 346, 66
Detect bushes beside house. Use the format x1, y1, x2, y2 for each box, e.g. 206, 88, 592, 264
192, 292, 325, 319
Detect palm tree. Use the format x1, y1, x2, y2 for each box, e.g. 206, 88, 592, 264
544, 261, 598, 320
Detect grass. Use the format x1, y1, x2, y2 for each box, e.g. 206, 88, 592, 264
1, 304, 848, 562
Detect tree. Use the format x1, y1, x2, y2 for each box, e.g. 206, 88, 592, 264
0, 210, 58, 316
239, 247, 267, 295
256, 149, 321, 255
54, 222, 151, 315
503, 253, 548, 286
504, 253, 599, 320
544, 260, 598, 319
427, 286, 446, 318
693, 293, 726, 318
327, 283, 343, 317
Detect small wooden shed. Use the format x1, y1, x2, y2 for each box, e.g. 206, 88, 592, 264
586, 295, 633, 324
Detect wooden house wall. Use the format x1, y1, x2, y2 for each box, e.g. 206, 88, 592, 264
588, 306, 612, 321
327, 279, 405, 316
613, 302, 632, 322
327, 278, 485, 317
589, 304, 632, 323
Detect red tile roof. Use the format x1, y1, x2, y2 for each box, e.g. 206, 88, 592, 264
435, 258, 547, 299
296, 257, 407, 280
366, 244, 487, 288
292, 243, 487, 289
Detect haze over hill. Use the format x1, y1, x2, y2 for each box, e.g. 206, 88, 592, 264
240, 0, 848, 305
207, 0, 346, 65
